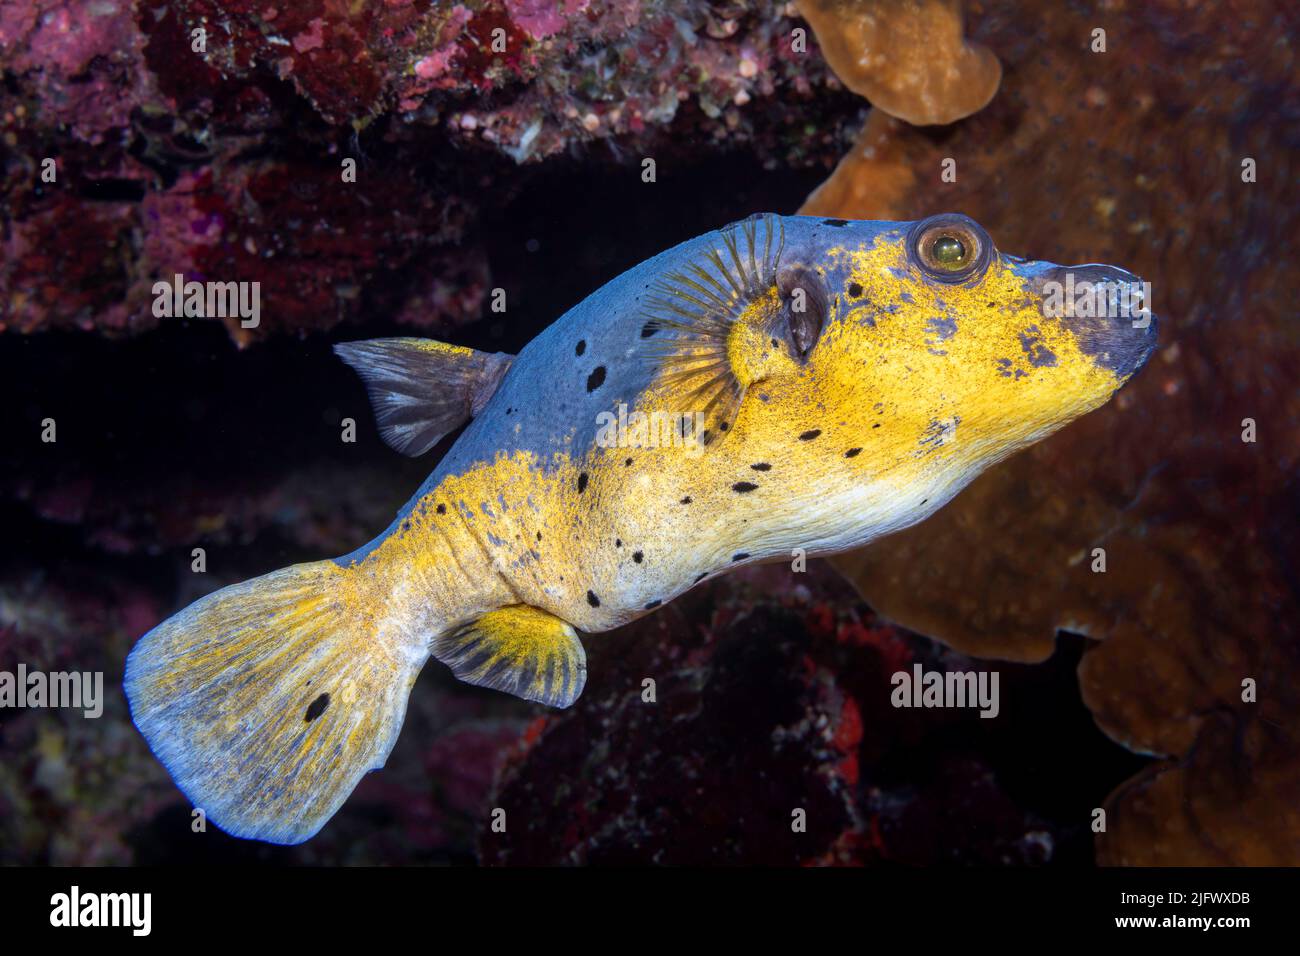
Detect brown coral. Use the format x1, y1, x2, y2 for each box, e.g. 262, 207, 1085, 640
797, 0, 1001, 125
807, 0, 1300, 864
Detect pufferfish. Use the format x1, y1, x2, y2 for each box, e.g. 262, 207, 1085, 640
125, 213, 1156, 844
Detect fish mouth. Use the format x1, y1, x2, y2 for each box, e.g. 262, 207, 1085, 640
1129, 309, 1160, 377
1031, 263, 1159, 381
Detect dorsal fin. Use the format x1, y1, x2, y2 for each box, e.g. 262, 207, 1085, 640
640, 214, 785, 445
334, 338, 513, 457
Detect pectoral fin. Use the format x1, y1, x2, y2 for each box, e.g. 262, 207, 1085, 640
334, 337, 513, 457
639, 214, 785, 444
432, 605, 587, 708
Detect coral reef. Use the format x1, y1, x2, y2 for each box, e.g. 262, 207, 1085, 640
0, 0, 858, 339
811, 0, 1300, 864
796, 0, 1000, 125
481, 563, 1119, 865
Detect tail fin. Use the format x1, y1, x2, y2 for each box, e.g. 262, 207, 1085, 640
124, 560, 427, 845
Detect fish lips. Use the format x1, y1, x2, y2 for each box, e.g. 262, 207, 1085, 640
1027, 262, 1159, 381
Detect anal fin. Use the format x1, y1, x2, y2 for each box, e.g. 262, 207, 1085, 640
432, 606, 587, 708
334, 337, 513, 457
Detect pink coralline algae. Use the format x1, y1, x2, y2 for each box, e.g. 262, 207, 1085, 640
0, 0, 150, 143
148, 0, 840, 155
1, 0, 852, 341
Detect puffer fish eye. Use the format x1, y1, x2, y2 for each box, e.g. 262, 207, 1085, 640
909, 214, 993, 283
931, 234, 967, 267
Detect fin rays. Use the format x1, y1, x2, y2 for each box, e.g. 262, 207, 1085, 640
333, 338, 513, 457
432, 605, 586, 708
640, 214, 784, 444
124, 561, 427, 845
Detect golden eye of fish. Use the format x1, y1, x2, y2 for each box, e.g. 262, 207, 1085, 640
918, 226, 977, 272
909, 214, 992, 283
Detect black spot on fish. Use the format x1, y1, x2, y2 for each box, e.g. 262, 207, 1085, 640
624, 457, 633, 466
845, 448, 862, 458
718, 421, 728, 432
401, 520, 411, 532
615, 538, 622, 547
536, 531, 542, 541
641, 323, 657, 338
644, 599, 661, 610
872, 423, 881, 429
751, 463, 771, 471
732, 481, 758, 493
848, 282, 863, 298
799, 429, 822, 441
436, 503, 447, 514
771, 337, 780, 348
633, 551, 643, 563
575, 340, 586, 356
921, 498, 929, 505
732, 553, 750, 562
822, 218, 849, 227
587, 590, 601, 607
680, 496, 692, 504
577, 472, 589, 493
587, 366, 606, 391
304, 693, 330, 722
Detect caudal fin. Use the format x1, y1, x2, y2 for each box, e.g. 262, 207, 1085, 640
124, 560, 427, 845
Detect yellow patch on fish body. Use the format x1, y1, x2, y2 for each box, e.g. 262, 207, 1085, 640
726, 290, 784, 389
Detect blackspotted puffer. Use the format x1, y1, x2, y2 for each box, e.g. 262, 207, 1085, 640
125, 213, 1157, 843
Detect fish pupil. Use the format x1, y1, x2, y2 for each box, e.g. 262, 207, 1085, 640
933, 235, 966, 267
